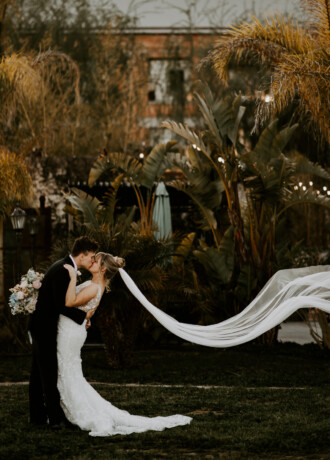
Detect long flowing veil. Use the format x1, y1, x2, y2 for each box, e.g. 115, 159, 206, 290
118, 266, 330, 347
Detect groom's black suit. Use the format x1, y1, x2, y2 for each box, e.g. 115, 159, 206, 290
29, 255, 86, 425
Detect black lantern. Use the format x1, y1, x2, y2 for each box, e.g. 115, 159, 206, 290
10, 207, 27, 232
10, 207, 26, 281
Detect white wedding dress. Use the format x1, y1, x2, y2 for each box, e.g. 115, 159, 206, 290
57, 280, 192, 437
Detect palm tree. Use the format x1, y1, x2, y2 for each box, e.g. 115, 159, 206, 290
204, 0, 330, 145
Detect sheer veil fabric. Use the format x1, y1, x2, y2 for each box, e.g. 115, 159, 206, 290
118, 266, 330, 347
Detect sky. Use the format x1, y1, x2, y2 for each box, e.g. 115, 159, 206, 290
100, 0, 304, 28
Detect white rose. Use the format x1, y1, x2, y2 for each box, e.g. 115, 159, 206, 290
16, 292, 25, 300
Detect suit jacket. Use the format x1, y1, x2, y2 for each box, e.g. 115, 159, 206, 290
29, 255, 86, 339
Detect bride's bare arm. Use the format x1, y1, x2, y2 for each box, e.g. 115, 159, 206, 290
63, 264, 99, 307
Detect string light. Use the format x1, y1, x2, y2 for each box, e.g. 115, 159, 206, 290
323, 186, 327, 191
264, 94, 274, 103
192, 144, 197, 149
302, 186, 306, 191
294, 185, 299, 190
217, 156, 225, 163
309, 181, 313, 186
139, 153, 145, 159
298, 182, 303, 187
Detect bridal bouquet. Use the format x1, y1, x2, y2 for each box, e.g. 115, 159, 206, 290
9, 268, 44, 315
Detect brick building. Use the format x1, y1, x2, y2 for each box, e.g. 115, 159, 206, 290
99, 26, 219, 149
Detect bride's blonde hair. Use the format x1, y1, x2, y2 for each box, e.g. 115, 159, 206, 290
96, 252, 125, 292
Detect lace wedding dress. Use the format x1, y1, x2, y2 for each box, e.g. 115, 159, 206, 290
57, 280, 192, 437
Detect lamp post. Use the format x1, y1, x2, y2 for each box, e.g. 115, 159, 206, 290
28, 216, 39, 268
10, 207, 27, 281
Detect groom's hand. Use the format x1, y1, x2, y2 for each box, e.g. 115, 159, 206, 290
86, 308, 96, 321
85, 307, 96, 328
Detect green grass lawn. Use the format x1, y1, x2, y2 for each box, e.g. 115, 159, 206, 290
1, 342, 329, 459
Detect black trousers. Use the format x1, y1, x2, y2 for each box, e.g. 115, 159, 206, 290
29, 331, 67, 425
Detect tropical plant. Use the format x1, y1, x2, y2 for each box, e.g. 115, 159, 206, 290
88, 141, 178, 236
203, 0, 330, 146
164, 83, 249, 265
163, 82, 330, 344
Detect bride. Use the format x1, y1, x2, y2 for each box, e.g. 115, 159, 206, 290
57, 252, 192, 437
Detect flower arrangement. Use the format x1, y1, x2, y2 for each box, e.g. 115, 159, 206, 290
9, 268, 44, 315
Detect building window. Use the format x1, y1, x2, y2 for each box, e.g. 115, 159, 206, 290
148, 59, 190, 105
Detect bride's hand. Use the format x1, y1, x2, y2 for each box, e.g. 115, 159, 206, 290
63, 264, 76, 279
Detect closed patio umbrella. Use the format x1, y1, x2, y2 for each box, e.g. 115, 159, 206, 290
152, 182, 172, 239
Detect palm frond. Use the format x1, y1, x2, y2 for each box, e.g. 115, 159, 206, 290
203, 8, 329, 145
173, 233, 196, 265
252, 120, 297, 163
99, 174, 124, 226
301, 0, 330, 40
161, 120, 209, 155
279, 186, 330, 216
209, 15, 311, 80
193, 91, 224, 148
139, 141, 177, 188
193, 226, 235, 284
65, 188, 101, 228
170, 178, 220, 249
88, 153, 142, 187
288, 151, 330, 179
171, 160, 224, 209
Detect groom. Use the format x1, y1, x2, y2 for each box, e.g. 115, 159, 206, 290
29, 236, 99, 428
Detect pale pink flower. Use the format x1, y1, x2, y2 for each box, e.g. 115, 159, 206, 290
16, 291, 25, 300
33, 280, 42, 289
21, 280, 28, 289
